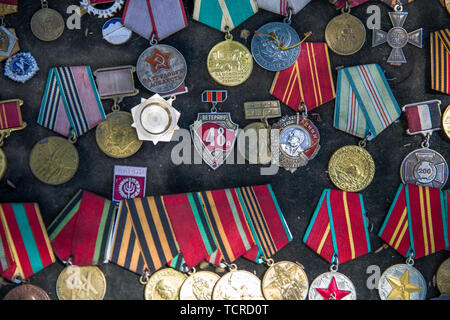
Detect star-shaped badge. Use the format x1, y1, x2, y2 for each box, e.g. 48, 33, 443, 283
315, 277, 351, 300
386, 269, 422, 300
146, 48, 171, 73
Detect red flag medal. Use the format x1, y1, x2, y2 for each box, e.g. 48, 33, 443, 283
191, 90, 239, 170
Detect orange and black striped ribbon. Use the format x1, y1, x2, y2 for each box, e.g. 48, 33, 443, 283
431, 29, 449, 95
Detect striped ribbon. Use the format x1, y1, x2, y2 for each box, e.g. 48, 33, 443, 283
445, 190, 450, 251
0, 203, 55, 281
256, 0, 310, 16
329, 0, 369, 8
379, 184, 448, 259
334, 64, 401, 141
403, 100, 442, 135
37, 66, 106, 138
379, 0, 414, 9
0, 99, 23, 130
270, 42, 335, 112
193, 0, 258, 32
431, 29, 449, 95
303, 189, 371, 264
202, 90, 227, 103
0, 0, 18, 16
48, 190, 117, 266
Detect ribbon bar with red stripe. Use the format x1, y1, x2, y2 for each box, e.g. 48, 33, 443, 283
202, 90, 228, 104
402, 100, 442, 136
0, 99, 25, 131
0, 0, 18, 15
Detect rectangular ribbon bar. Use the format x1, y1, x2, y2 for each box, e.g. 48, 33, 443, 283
0, 203, 55, 281
193, 0, 258, 32
0, 99, 24, 130
202, 90, 227, 103
303, 189, 371, 264
48, 190, 117, 266
270, 42, 335, 112
334, 64, 401, 140
402, 100, 442, 136
0, 0, 18, 15
329, 0, 369, 8
257, 0, 311, 16
37, 66, 106, 138
431, 29, 449, 95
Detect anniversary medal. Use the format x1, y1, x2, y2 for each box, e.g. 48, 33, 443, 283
378, 183, 448, 300
443, 105, 450, 139
435, 258, 450, 296
372, 3, 422, 65
143, 268, 187, 300
400, 100, 448, 189
0, 99, 26, 180
0, 0, 19, 63
80, 0, 124, 19
179, 268, 220, 300
56, 265, 107, 300
34, 66, 106, 185
31, 0, 65, 42
303, 189, 372, 300
3, 284, 50, 300
102, 18, 132, 45
191, 90, 239, 170
430, 29, 449, 95
94, 66, 142, 158
112, 165, 147, 205
331, 64, 401, 192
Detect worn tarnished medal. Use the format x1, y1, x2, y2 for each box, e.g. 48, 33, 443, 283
179, 268, 220, 300
442, 105, 450, 139
142, 268, 187, 300
191, 90, 239, 170
3, 284, 50, 300
435, 258, 450, 296
372, 3, 422, 65
56, 265, 106, 300
94, 66, 142, 158
31, 0, 65, 42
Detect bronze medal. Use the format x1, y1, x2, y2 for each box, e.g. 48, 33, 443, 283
144, 268, 187, 300
179, 270, 220, 300
436, 258, 450, 296
443, 105, 450, 140
212, 265, 264, 300
3, 284, 50, 300
30, 1, 65, 42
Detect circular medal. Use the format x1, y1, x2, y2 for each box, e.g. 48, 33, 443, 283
96, 111, 143, 159
442, 105, 450, 139
237, 122, 271, 165
251, 22, 301, 71
136, 44, 187, 94
102, 18, 132, 45
308, 272, 356, 300
30, 8, 65, 42
207, 36, 253, 86
212, 270, 264, 300
4, 52, 39, 83
378, 264, 427, 300
0, 148, 6, 180
400, 148, 448, 189
29, 136, 79, 185
325, 9, 366, 56
144, 268, 187, 300
56, 265, 106, 300
262, 261, 309, 300
446, 0, 450, 14
436, 258, 450, 295
179, 271, 220, 300
3, 284, 50, 300
328, 145, 375, 192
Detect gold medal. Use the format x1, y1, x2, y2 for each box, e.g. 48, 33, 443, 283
207, 30, 253, 86
29, 136, 79, 185
30, 1, 65, 42
0, 148, 6, 180
179, 270, 220, 300
328, 145, 375, 192
325, 7, 366, 56
212, 265, 264, 300
56, 265, 106, 300
237, 122, 272, 165
144, 268, 187, 300
436, 258, 450, 295
446, 0, 450, 14
261, 260, 309, 300
443, 105, 450, 139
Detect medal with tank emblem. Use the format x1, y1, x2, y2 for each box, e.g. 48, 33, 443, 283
31, 0, 65, 42
271, 103, 320, 173
372, 2, 422, 65
0, 0, 20, 63
400, 100, 448, 189
190, 90, 239, 170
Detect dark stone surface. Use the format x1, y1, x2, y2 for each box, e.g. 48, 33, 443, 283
0, 0, 449, 300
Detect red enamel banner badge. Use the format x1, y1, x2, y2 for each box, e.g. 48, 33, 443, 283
112, 165, 147, 206
0, 203, 55, 282
270, 42, 335, 112
48, 191, 117, 266
0, 99, 25, 131
303, 189, 371, 264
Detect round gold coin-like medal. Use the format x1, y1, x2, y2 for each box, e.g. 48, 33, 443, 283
442, 105, 450, 139
56, 266, 106, 300
262, 261, 309, 300
30, 8, 65, 42
212, 270, 265, 300
328, 145, 375, 192
179, 271, 220, 300
436, 258, 450, 295
446, 0, 450, 14
144, 268, 187, 300
3, 284, 50, 300
96, 111, 143, 159
29, 136, 79, 185
0, 148, 6, 180
207, 36, 253, 86
325, 10, 366, 56
237, 122, 271, 164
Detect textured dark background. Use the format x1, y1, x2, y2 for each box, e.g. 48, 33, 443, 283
0, 0, 449, 300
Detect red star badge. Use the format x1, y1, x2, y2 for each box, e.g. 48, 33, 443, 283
316, 277, 351, 300
146, 48, 171, 73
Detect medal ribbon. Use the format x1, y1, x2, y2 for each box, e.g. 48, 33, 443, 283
0, 100, 24, 131
379, 184, 448, 259
403, 100, 442, 135
0, 203, 55, 282
37, 66, 106, 138
270, 42, 335, 112
303, 189, 371, 264
122, 0, 188, 41
379, 0, 415, 9
202, 90, 227, 103
256, 0, 311, 16
445, 190, 450, 251
329, 0, 369, 8
48, 190, 117, 266
193, 0, 258, 32
334, 64, 401, 140
0, 0, 17, 16
431, 29, 449, 95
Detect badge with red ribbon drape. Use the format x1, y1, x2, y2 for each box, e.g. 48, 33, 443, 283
0, 203, 55, 282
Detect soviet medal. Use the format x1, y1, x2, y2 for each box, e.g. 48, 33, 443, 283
56, 265, 106, 300
191, 90, 239, 170
4, 52, 39, 83
442, 105, 450, 139
102, 18, 132, 45
179, 269, 220, 300
31, 0, 65, 42
309, 270, 356, 300
378, 263, 427, 300
0, 0, 19, 62
80, 0, 125, 19
3, 284, 50, 300
436, 258, 450, 296
143, 268, 187, 300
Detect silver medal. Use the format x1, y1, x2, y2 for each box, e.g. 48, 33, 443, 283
308, 272, 356, 300
378, 264, 427, 300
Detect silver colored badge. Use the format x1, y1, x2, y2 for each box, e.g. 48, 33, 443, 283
308, 272, 356, 300
136, 44, 187, 94
251, 22, 301, 71
102, 18, 132, 45
378, 264, 427, 300
0, 26, 17, 58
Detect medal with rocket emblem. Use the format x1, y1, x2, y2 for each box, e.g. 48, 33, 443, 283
190, 90, 239, 170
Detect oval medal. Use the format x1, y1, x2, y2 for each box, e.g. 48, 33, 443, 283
144, 268, 187, 300
102, 18, 132, 45
378, 264, 427, 300
136, 44, 187, 94
251, 22, 301, 71
56, 265, 106, 300
179, 271, 220, 300
212, 270, 264, 300
309, 271, 356, 300
262, 261, 309, 300
3, 284, 50, 300
30, 7, 65, 42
